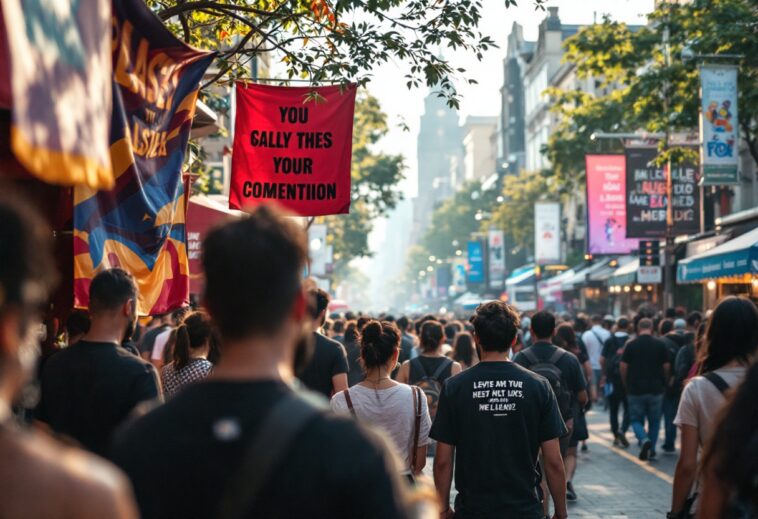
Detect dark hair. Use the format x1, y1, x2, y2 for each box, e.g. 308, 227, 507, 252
397, 316, 409, 332
356, 316, 370, 331
471, 301, 520, 353
638, 317, 653, 331
202, 205, 307, 341
89, 268, 137, 314
702, 362, 758, 511
420, 320, 444, 352
332, 319, 345, 334
344, 321, 359, 343
444, 322, 461, 341
309, 288, 330, 321
591, 314, 603, 324
65, 310, 90, 339
700, 296, 758, 374
360, 320, 400, 368
573, 317, 589, 334
173, 311, 213, 370
452, 332, 475, 366
665, 307, 677, 319
686, 311, 702, 328
553, 323, 577, 353
531, 311, 556, 340
616, 317, 630, 331
0, 194, 57, 320
659, 318, 674, 336
414, 314, 436, 335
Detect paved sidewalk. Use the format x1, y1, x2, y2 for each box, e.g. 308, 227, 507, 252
565, 408, 677, 518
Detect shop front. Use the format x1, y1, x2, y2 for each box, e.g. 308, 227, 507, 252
677, 226, 758, 309
608, 258, 661, 315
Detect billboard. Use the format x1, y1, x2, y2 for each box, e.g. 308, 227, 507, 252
488, 230, 506, 291
467, 240, 485, 284
700, 65, 739, 185
585, 154, 638, 255
625, 147, 700, 238
534, 202, 561, 265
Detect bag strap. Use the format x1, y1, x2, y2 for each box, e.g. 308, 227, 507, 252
704, 372, 730, 394
410, 386, 422, 473
430, 358, 453, 380
215, 393, 322, 519
343, 388, 357, 417
521, 347, 540, 366
548, 348, 565, 365
410, 357, 428, 378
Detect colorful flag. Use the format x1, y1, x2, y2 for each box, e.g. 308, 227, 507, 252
0, 0, 112, 188
74, 0, 214, 315
229, 83, 356, 216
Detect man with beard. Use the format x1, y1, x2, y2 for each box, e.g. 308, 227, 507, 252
37, 269, 161, 456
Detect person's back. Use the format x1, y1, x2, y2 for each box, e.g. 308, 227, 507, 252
0, 194, 137, 519
299, 331, 349, 396
37, 269, 161, 455
622, 333, 668, 396
110, 206, 408, 519
39, 340, 160, 454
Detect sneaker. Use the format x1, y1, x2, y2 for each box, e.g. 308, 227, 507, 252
662, 445, 676, 453
616, 433, 630, 448
566, 481, 577, 501
613, 436, 620, 447
639, 439, 652, 461
649, 450, 657, 460
581, 442, 588, 452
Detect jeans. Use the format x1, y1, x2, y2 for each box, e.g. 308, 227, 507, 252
628, 393, 664, 453
608, 390, 629, 435
662, 394, 679, 450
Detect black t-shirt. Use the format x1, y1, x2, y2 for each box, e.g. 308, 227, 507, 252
344, 340, 365, 387
621, 335, 669, 395
601, 333, 629, 381
37, 340, 161, 455
110, 381, 408, 519
513, 342, 587, 418
138, 324, 170, 355
430, 361, 567, 518
298, 332, 349, 397
409, 356, 453, 385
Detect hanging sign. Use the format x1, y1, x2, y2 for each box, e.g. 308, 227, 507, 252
700, 65, 739, 185
230, 83, 356, 216
534, 202, 561, 265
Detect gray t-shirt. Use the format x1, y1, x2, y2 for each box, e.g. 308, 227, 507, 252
331, 383, 431, 473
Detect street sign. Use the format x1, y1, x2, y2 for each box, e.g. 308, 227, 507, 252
638, 266, 662, 284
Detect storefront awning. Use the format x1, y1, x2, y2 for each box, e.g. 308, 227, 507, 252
589, 255, 635, 282
609, 258, 639, 286
453, 291, 486, 311
506, 265, 535, 287
677, 227, 758, 283
561, 259, 610, 291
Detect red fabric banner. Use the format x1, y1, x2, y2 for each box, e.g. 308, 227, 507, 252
230, 83, 356, 216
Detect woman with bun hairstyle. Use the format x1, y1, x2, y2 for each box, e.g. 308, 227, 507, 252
331, 320, 432, 478
396, 320, 462, 388
160, 311, 214, 397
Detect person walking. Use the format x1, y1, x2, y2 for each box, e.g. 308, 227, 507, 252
515, 311, 587, 508
451, 332, 478, 370
110, 206, 410, 519
160, 311, 214, 397
431, 301, 568, 519
298, 288, 349, 398
332, 320, 431, 480
620, 318, 670, 461
37, 269, 161, 456
581, 315, 610, 402
0, 195, 138, 519
669, 296, 758, 519
659, 318, 687, 454
601, 316, 632, 447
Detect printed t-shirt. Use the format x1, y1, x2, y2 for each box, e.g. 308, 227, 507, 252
620, 335, 669, 395
430, 361, 567, 518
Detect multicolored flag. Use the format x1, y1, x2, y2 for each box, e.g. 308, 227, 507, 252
0, 0, 113, 188
74, 0, 214, 315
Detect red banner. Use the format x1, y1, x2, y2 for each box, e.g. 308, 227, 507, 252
230, 83, 356, 216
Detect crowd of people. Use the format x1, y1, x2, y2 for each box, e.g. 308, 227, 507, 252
1, 191, 757, 518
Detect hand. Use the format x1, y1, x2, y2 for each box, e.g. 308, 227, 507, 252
440, 506, 455, 519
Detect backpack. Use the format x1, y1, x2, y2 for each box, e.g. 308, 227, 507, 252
604, 336, 626, 386
410, 357, 452, 419
521, 348, 572, 419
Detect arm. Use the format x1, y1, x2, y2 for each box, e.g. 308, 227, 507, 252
620, 362, 629, 389
413, 445, 428, 474
663, 362, 671, 386
671, 424, 699, 514
396, 361, 410, 384
331, 373, 348, 395
541, 438, 567, 519
450, 361, 462, 377
582, 361, 596, 403
433, 441, 455, 516
695, 466, 730, 519
576, 389, 588, 408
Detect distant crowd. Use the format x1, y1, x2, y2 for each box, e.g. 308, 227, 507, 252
0, 192, 756, 519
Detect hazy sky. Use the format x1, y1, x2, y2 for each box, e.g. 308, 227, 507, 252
370, 0, 655, 197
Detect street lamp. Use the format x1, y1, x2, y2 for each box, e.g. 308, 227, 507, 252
429, 255, 436, 262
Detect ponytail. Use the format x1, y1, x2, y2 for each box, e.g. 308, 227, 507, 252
173, 324, 191, 370
172, 311, 213, 371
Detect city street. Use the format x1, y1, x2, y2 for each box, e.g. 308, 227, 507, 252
569, 410, 675, 518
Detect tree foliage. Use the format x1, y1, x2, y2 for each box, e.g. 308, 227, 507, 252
152, 0, 545, 107
490, 170, 553, 252
546, 0, 758, 186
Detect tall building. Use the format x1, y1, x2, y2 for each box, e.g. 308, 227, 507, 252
462, 116, 498, 183
413, 92, 462, 240
498, 22, 532, 175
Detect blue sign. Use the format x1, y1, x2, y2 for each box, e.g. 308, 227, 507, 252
467, 241, 485, 284
677, 230, 758, 283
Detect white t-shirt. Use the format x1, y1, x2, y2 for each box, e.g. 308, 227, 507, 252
151, 328, 173, 361
331, 383, 431, 473
582, 325, 610, 370
675, 365, 747, 445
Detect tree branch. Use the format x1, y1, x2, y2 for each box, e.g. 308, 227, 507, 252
158, 1, 279, 21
